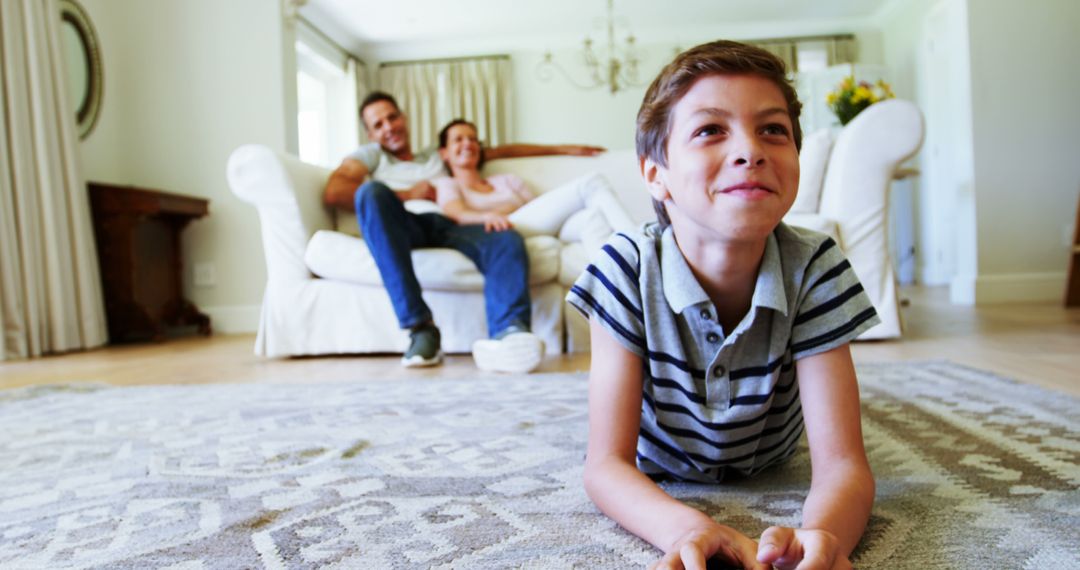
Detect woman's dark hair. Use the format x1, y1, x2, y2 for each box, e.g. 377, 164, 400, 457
438, 118, 485, 171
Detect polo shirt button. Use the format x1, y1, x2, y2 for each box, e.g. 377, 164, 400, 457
706, 332, 720, 343
700, 309, 711, 320
714, 365, 726, 377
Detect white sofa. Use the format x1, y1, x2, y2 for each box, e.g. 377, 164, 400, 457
227, 99, 922, 357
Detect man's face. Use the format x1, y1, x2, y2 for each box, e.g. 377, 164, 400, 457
362, 100, 410, 156
647, 73, 799, 244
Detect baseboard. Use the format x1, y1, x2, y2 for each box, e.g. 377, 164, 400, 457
974, 272, 1067, 303
202, 304, 261, 334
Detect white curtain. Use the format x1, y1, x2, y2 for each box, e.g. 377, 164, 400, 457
338, 56, 360, 154
823, 37, 857, 66
377, 57, 512, 151
0, 0, 107, 360
751, 36, 857, 73
753, 41, 799, 73
350, 56, 369, 144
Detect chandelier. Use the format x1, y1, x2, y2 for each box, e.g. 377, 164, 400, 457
536, 0, 642, 94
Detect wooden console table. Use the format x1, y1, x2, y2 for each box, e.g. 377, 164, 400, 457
88, 182, 212, 342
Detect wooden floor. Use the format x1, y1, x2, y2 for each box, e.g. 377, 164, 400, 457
2, 286, 1078, 396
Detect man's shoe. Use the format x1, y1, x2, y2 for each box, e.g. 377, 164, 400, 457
402, 324, 443, 368
472, 330, 544, 373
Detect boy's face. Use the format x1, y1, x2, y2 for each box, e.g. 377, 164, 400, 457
643, 74, 799, 244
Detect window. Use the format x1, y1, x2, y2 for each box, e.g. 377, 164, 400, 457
796, 41, 830, 73
295, 28, 360, 168
297, 66, 328, 166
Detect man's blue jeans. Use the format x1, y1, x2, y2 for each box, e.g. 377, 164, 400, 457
354, 181, 531, 336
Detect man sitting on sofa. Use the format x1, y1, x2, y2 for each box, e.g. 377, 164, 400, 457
322, 91, 604, 372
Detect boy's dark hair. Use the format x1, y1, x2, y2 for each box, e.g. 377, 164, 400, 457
635, 40, 803, 228
437, 118, 485, 171
359, 91, 399, 124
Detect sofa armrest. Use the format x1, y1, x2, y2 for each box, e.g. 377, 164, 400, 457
818, 100, 924, 338
226, 144, 335, 282
819, 99, 924, 249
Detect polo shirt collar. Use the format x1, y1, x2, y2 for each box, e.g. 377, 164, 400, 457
660, 226, 788, 316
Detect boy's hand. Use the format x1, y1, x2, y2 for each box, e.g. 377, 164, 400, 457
648, 523, 768, 570
756, 526, 852, 570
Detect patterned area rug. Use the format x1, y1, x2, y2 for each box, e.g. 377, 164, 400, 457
1, 361, 1077, 569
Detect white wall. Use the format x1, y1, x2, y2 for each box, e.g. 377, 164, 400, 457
966, 0, 1080, 302
880, 0, 1080, 303
360, 24, 886, 152
880, 0, 977, 300
77, 0, 295, 333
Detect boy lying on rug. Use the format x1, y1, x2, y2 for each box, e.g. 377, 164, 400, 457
567, 40, 879, 570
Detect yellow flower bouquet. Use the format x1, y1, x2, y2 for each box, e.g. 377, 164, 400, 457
826, 76, 895, 125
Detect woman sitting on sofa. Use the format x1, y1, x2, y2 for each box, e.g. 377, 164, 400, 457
434, 119, 634, 251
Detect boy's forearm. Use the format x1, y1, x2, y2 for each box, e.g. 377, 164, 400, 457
800, 460, 875, 556
584, 456, 719, 553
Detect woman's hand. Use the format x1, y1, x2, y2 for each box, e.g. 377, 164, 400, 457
482, 213, 513, 232
648, 523, 768, 570
756, 526, 852, 570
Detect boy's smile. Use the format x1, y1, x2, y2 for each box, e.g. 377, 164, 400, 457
647, 73, 799, 245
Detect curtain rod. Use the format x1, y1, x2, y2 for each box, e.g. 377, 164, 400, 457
745, 33, 856, 45
297, 15, 362, 62
379, 54, 510, 68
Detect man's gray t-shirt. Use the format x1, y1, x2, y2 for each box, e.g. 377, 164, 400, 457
348, 143, 444, 190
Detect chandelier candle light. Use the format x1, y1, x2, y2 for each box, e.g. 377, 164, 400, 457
537, 0, 641, 94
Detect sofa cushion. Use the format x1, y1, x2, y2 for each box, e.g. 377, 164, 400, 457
559, 242, 590, 288
558, 206, 615, 248
782, 213, 839, 243
791, 128, 834, 214
304, 230, 560, 291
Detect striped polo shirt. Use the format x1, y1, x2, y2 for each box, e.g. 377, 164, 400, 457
566, 222, 880, 482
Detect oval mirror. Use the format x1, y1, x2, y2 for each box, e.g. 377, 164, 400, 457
59, 0, 102, 139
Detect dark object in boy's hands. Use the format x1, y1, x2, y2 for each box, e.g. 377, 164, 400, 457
705, 557, 743, 570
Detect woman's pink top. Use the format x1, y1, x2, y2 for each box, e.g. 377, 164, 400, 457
433, 174, 534, 213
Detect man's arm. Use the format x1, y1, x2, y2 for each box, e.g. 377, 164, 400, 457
584, 318, 766, 570
757, 344, 874, 570
324, 158, 370, 211
323, 158, 436, 211
483, 143, 605, 161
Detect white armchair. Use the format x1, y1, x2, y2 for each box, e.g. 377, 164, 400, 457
804, 99, 924, 339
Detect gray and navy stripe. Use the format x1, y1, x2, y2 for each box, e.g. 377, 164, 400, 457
567, 222, 879, 483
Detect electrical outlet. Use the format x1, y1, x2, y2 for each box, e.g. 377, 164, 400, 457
194, 262, 216, 287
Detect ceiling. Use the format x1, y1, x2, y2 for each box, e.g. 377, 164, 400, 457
302, 0, 896, 52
